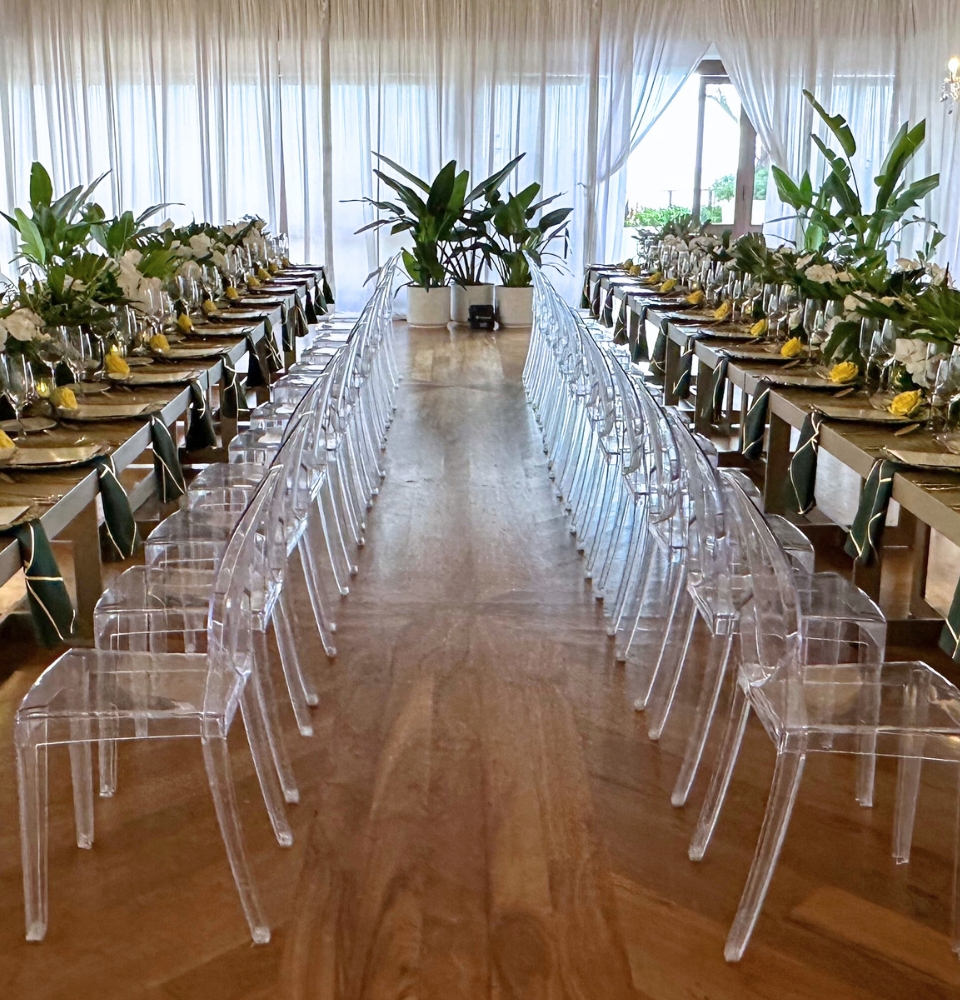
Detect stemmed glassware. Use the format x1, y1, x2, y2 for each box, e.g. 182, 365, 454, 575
56, 325, 90, 385
0, 353, 35, 434
866, 319, 898, 398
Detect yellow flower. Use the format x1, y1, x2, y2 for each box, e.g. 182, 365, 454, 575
281, 256, 292, 268
52, 386, 78, 411
621, 258, 634, 269
104, 351, 130, 376
829, 361, 859, 384
247, 275, 262, 289
150, 333, 170, 354
889, 389, 924, 417
256, 266, 271, 282
267, 262, 280, 275
0, 428, 16, 451
685, 289, 704, 306
659, 278, 678, 294
201, 299, 219, 316
628, 264, 642, 276
750, 318, 768, 338
713, 300, 731, 322
225, 285, 240, 301
176, 312, 194, 334
780, 337, 803, 358
642, 271, 662, 285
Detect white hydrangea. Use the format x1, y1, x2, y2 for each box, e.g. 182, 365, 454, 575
804, 263, 839, 284
2, 308, 44, 342
894, 337, 929, 384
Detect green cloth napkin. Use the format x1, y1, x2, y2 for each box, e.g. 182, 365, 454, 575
219, 356, 245, 419
601, 287, 614, 327
650, 318, 669, 379
672, 337, 697, 400
305, 289, 320, 324
185, 380, 217, 451
591, 276, 602, 317
0, 393, 14, 421
785, 411, 823, 515
580, 273, 591, 310
844, 459, 896, 567
150, 416, 186, 501
54, 362, 74, 387
939, 584, 960, 661
282, 300, 309, 351
262, 318, 283, 375
245, 334, 269, 389
320, 267, 334, 305
706, 356, 729, 424
741, 379, 772, 460
93, 455, 141, 559
2, 519, 75, 646
630, 303, 650, 363
613, 299, 628, 345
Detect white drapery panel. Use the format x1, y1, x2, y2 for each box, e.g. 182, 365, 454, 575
715, 0, 960, 263
0, 0, 706, 307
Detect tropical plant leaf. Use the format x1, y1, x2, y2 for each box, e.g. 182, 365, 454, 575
373, 153, 432, 194
14, 209, 46, 264
29, 162, 53, 209
804, 90, 856, 157
465, 153, 524, 204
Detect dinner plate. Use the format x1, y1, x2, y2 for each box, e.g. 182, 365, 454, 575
109, 369, 205, 386
0, 416, 58, 434
58, 402, 163, 421
186, 325, 252, 338
720, 347, 800, 363
0, 504, 30, 528
765, 373, 854, 390
883, 449, 960, 469
0, 444, 104, 468
696, 326, 758, 341
160, 346, 229, 360
62, 381, 110, 395
816, 403, 922, 423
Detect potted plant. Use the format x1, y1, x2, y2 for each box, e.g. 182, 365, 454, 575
445, 155, 524, 324
488, 183, 572, 327
355, 156, 469, 326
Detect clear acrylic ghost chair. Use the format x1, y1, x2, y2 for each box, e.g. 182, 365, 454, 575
95, 424, 320, 801
17, 466, 290, 944
689, 473, 959, 961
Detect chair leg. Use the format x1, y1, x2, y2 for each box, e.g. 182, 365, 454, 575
16, 726, 49, 941
270, 608, 314, 736
201, 734, 272, 944
893, 675, 929, 863
690, 682, 751, 860
253, 629, 300, 805
68, 725, 95, 850
277, 587, 322, 706
671, 632, 735, 807
639, 582, 694, 720
724, 750, 806, 962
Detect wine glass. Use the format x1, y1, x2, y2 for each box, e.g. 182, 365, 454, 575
767, 290, 790, 342
1, 353, 34, 434
57, 325, 87, 385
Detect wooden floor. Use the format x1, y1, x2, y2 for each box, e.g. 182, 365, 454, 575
2, 325, 960, 998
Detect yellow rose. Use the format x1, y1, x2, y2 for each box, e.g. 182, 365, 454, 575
685, 289, 705, 306
659, 278, 678, 294
267, 262, 280, 275
889, 389, 924, 417
201, 299, 219, 316
104, 351, 130, 376
750, 318, 768, 338
256, 267, 271, 282
176, 312, 194, 334
713, 300, 731, 322
643, 271, 662, 285
0, 428, 16, 450
247, 275, 262, 289
628, 264, 642, 276
225, 285, 240, 301
150, 333, 171, 354
281, 256, 292, 268
780, 337, 803, 358
829, 361, 859, 384
52, 386, 78, 411
621, 258, 634, 269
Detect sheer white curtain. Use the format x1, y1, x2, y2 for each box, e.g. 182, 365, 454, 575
715, 0, 960, 263
0, 0, 706, 307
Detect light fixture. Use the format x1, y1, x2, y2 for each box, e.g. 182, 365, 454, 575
943, 56, 960, 109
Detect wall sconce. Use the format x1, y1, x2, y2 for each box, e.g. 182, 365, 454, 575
943, 56, 960, 109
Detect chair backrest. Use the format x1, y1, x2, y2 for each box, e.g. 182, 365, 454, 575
721, 472, 801, 688
204, 464, 285, 729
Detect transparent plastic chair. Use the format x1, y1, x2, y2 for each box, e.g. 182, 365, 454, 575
692, 473, 960, 962
16, 466, 290, 944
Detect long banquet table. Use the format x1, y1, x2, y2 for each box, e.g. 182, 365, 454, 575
0, 269, 321, 642
584, 265, 960, 644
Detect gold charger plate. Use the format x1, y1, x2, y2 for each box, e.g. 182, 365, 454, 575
0, 444, 104, 468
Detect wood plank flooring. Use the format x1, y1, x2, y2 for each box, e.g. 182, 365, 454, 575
1, 325, 960, 998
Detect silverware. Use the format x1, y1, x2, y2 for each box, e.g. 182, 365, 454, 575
893, 423, 921, 437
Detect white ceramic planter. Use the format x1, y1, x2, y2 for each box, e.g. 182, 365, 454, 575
451, 283, 494, 324
407, 286, 451, 327
496, 285, 534, 327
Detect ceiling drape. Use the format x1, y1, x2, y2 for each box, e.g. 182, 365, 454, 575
0, 0, 707, 306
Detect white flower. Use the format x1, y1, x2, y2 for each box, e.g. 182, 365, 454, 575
0, 326, 7, 352
788, 307, 803, 328
835, 271, 852, 282
159, 219, 175, 232
797, 253, 814, 268
843, 294, 860, 312
188, 234, 213, 256
804, 263, 838, 284
927, 262, 948, 286
4, 308, 44, 342
880, 296, 899, 307
825, 315, 844, 334
211, 249, 227, 270
897, 258, 922, 272
177, 260, 202, 281
894, 337, 929, 381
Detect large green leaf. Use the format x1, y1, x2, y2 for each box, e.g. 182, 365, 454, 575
373, 153, 431, 194
29, 162, 53, 209
465, 153, 524, 204
538, 207, 572, 231
426, 160, 459, 217
804, 90, 856, 157
14, 208, 46, 264
874, 120, 925, 212
771, 165, 808, 210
